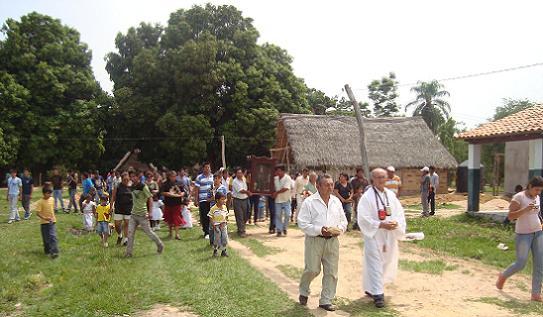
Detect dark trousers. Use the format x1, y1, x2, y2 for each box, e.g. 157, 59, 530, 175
428, 190, 436, 213
41, 223, 59, 255
250, 195, 261, 223
199, 201, 211, 236
267, 196, 276, 231
233, 198, 249, 234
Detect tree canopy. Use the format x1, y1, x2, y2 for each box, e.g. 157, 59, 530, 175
0, 12, 105, 171
405, 80, 450, 134
368, 72, 399, 117
105, 4, 311, 169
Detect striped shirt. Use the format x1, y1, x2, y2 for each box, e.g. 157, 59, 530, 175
195, 173, 214, 202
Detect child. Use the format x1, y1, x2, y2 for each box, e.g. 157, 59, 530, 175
82, 195, 96, 231
150, 194, 164, 231
208, 191, 229, 257
180, 197, 193, 229
95, 195, 111, 247
35, 187, 59, 258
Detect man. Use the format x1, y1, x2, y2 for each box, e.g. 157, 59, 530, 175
428, 166, 439, 216
194, 162, 214, 239
350, 168, 369, 231
50, 169, 65, 213
294, 168, 309, 223
358, 168, 406, 308
232, 168, 251, 237
66, 171, 78, 213
111, 172, 132, 246
384, 166, 402, 198
297, 174, 348, 312
272, 165, 293, 237
7, 169, 22, 223
420, 166, 431, 217
21, 168, 34, 220
125, 171, 164, 257
80, 172, 95, 212
303, 172, 318, 197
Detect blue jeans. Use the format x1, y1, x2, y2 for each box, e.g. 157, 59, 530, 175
41, 222, 59, 255
67, 189, 78, 211
342, 202, 352, 224
53, 189, 64, 210
212, 224, 229, 251
275, 201, 291, 232
503, 231, 543, 294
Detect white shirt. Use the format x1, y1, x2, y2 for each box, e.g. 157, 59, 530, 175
430, 173, 439, 190
274, 174, 293, 203
232, 178, 248, 200
295, 175, 309, 195
297, 192, 348, 237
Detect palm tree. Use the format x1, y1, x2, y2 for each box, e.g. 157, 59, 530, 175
405, 80, 450, 134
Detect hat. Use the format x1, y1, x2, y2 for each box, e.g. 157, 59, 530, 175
386, 166, 395, 172
420, 166, 429, 172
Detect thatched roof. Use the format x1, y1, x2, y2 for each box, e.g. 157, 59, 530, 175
278, 113, 457, 169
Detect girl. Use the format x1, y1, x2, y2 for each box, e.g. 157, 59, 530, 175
82, 195, 96, 231
151, 194, 164, 231
497, 176, 543, 301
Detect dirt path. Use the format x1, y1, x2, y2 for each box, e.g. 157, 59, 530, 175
229, 223, 537, 317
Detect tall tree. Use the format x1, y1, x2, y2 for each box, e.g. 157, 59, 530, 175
0, 12, 104, 172
438, 118, 467, 163
405, 80, 450, 134
368, 72, 399, 117
307, 88, 336, 115
326, 97, 371, 117
105, 4, 311, 168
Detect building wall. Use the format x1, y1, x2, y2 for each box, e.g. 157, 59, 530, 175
399, 168, 449, 196
504, 140, 529, 195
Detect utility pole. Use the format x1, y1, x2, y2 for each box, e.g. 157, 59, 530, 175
344, 84, 370, 178
220, 135, 226, 168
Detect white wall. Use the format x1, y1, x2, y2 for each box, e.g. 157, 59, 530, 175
504, 140, 529, 195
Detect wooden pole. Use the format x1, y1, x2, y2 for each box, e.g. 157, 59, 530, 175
344, 84, 370, 178
221, 135, 226, 168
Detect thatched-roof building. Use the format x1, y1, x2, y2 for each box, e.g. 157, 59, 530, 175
271, 114, 457, 195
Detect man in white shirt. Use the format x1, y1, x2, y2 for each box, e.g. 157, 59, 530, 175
272, 165, 293, 237
428, 166, 439, 216
358, 168, 406, 308
297, 174, 348, 312
294, 168, 309, 223
232, 168, 251, 237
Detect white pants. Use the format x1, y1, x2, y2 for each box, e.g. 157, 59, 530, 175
295, 194, 304, 222
8, 194, 19, 220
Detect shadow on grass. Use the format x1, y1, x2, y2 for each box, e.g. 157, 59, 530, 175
333, 297, 398, 316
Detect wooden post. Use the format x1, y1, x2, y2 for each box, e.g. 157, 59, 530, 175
221, 135, 226, 168
344, 84, 370, 178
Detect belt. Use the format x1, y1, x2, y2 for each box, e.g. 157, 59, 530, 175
317, 235, 333, 240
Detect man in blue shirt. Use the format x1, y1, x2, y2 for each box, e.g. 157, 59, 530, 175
194, 162, 214, 239
21, 168, 34, 220
7, 169, 22, 224
79, 172, 95, 211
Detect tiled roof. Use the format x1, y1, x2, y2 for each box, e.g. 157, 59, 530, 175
457, 105, 543, 140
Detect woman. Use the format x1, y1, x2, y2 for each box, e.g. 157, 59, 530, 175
334, 173, 354, 229
111, 172, 132, 246
496, 176, 543, 302
160, 171, 185, 240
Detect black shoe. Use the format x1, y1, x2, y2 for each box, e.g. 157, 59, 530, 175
299, 295, 308, 306
318, 304, 336, 312
373, 294, 385, 308
116, 237, 122, 246
276, 232, 282, 237
213, 250, 218, 257
283, 230, 287, 236
50, 253, 59, 259
269, 229, 275, 234
430, 211, 435, 216
221, 250, 229, 257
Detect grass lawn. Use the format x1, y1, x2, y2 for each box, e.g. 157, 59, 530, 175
406, 213, 520, 270
405, 202, 462, 210
0, 191, 311, 316
399, 259, 458, 275
236, 238, 282, 257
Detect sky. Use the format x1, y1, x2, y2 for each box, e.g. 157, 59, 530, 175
1, 0, 543, 127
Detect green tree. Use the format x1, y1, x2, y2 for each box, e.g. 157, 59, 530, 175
368, 72, 399, 117
0, 12, 104, 171
438, 118, 467, 163
307, 88, 336, 115
326, 97, 371, 117
492, 98, 535, 121
405, 80, 450, 134
105, 4, 311, 168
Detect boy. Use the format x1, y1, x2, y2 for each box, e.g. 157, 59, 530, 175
35, 187, 59, 258
7, 169, 22, 224
208, 191, 229, 257
125, 171, 164, 257
95, 195, 111, 247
